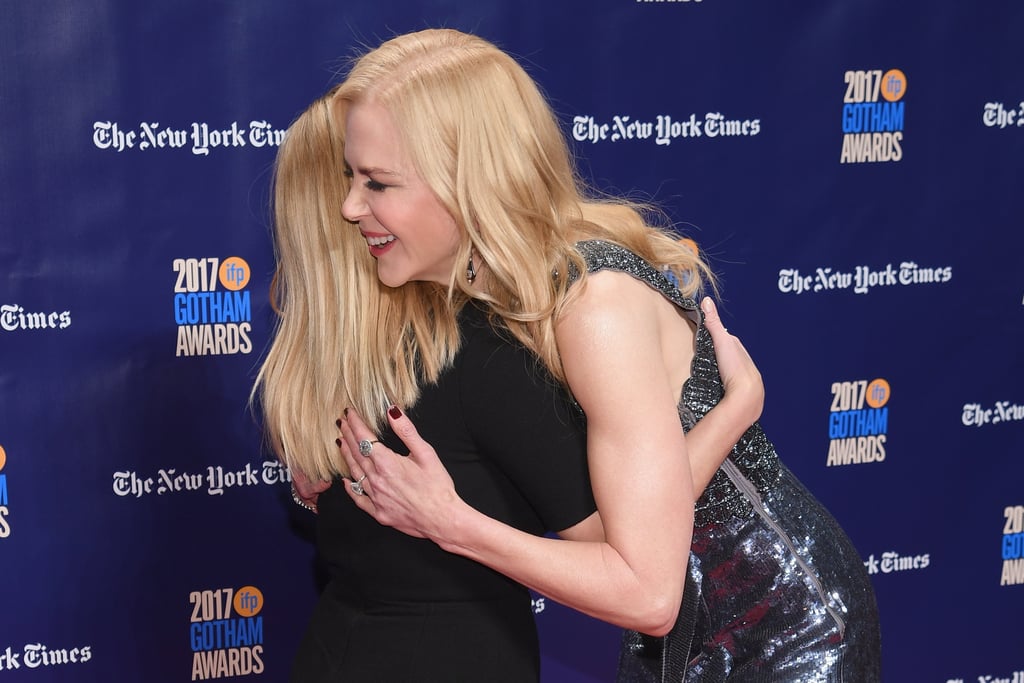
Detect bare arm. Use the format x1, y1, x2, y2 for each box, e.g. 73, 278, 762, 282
340, 274, 717, 634
295, 298, 758, 522
554, 295, 762, 548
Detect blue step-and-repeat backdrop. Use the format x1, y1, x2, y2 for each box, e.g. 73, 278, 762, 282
2, 1, 1022, 681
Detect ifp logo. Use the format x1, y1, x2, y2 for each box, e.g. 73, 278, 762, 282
879, 70, 907, 102
219, 257, 251, 291
233, 585, 264, 617
864, 378, 891, 408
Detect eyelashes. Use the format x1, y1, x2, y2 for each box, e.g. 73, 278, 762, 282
343, 166, 388, 192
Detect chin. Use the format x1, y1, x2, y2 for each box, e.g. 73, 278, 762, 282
376, 275, 407, 289
375, 266, 410, 289
378, 267, 447, 289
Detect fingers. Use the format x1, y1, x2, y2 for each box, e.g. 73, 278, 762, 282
700, 296, 729, 344
383, 405, 433, 457
333, 410, 396, 523
335, 406, 448, 541
699, 298, 764, 425
336, 421, 370, 484
339, 410, 384, 470
342, 470, 377, 513
340, 410, 377, 461
337, 405, 443, 493
344, 405, 434, 463
701, 297, 753, 362
337, 434, 377, 504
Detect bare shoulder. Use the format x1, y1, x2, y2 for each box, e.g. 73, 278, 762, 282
555, 271, 666, 386
558, 270, 663, 333
556, 270, 696, 413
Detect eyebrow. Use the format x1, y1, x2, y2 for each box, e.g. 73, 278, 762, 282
343, 161, 401, 178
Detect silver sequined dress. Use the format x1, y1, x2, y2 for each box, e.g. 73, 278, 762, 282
574, 241, 882, 683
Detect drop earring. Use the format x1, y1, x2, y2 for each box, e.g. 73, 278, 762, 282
466, 253, 477, 284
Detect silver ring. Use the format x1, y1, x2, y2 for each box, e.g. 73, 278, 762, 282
350, 474, 368, 496
358, 439, 380, 457
290, 484, 316, 512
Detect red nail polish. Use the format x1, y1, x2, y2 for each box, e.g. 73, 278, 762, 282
335, 438, 342, 448
335, 418, 342, 428
343, 407, 349, 417
389, 405, 402, 419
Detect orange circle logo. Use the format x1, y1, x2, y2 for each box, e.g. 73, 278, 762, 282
865, 379, 891, 408
233, 585, 264, 617
880, 69, 907, 102
219, 257, 251, 291
678, 237, 698, 255
0, 445, 6, 471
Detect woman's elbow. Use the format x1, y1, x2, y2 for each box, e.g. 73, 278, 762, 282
632, 588, 683, 637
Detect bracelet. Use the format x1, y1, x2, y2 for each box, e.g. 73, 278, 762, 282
290, 484, 316, 513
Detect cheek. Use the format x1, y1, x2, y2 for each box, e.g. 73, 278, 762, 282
442, 219, 460, 246
419, 205, 459, 248
436, 207, 460, 243
364, 198, 397, 228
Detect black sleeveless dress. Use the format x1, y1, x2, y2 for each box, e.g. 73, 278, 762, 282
572, 240, 882, 683
289, 302, 596, 682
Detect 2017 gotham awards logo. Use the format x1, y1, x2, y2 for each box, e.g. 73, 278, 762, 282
190, 586, 265, 680
1001, 506, 1024, 586
0, 445, 10, 538
174, 257, 253, 357
840, 69, 906, 163
826, 378, 890, 466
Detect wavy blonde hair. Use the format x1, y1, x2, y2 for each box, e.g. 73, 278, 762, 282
255, 29, 713, 478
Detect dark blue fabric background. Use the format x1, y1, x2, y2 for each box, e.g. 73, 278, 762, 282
2, 1, 1022, 680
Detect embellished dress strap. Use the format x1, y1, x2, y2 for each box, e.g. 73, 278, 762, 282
571, 239, 700, 317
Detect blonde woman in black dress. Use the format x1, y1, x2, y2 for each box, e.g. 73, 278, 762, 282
268, 28, 881, 682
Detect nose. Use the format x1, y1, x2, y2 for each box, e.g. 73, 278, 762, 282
341, 183, 367, 224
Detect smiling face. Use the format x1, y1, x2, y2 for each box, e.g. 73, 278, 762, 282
341, 100, 461, 288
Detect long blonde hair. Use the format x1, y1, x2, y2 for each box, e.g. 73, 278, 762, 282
255, 29, 713, 478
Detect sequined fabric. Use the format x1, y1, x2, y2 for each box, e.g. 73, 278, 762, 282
573, 240, 881, 682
